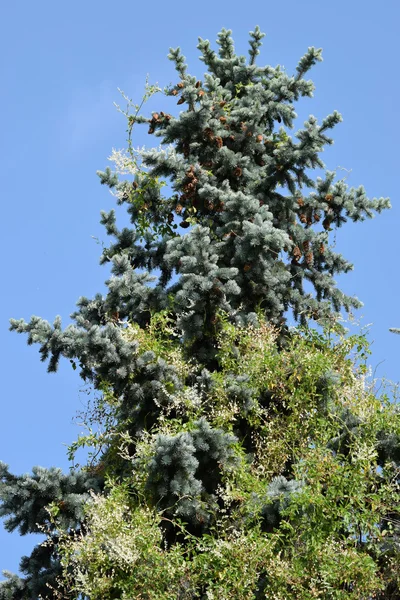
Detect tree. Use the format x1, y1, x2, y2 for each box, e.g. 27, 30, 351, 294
1, 27, 398, 599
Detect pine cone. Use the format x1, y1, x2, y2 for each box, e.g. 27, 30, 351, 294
159, 112, 171, 121
177, 82, 184, 89
303, 240, 310, 252
293, 246, 302, 261
175, 204, 183, 215
177, 97, 185, 105
325, 193, 334, 201
297, 197, 304, 207
183, 181, 197, 195
219, 116, 227, 124
300, 213, 307, 224
256, 134, 263, 142
234, 166, 243, 177
195, 80, 202, 88
322, 218, 332, 230
215, 136, 223, 148
305, 251, 314, 265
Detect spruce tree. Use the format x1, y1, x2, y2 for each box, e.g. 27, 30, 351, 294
2, 28, 399, 599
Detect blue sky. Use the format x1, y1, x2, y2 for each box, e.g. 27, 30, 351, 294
1, 0, 399, 577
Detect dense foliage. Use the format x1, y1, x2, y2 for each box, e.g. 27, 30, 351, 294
54, 321, 400, 599
1, 27, 398, 599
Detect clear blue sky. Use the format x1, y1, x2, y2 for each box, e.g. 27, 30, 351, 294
1, 0, 399, 577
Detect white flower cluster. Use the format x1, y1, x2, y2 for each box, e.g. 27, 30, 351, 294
59, 490, 162, 598
107, 148, 139, 176
108, 144, 177, 177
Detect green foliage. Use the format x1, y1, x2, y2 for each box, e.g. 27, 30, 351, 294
52, 317, 400, 599
2, 26, 397, 600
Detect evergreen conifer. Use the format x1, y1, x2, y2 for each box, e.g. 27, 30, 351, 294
2, 28, 399, 599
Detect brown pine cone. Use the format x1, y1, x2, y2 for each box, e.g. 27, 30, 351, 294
305, 251, 314, 265
293, 246, 302, 261
322, 218, 332, 230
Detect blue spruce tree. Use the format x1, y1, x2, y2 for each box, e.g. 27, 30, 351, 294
2, 28, 398, 599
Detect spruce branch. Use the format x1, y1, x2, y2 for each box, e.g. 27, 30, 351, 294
248, 25, 266, 65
